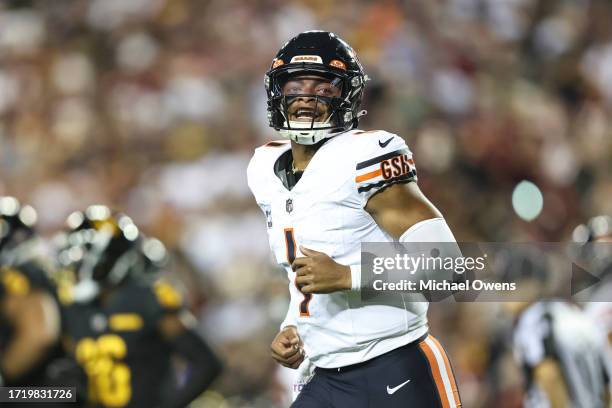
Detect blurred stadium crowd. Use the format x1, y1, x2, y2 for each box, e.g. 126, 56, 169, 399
0, 0, 611, 407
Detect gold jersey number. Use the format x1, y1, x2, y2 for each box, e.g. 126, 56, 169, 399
75, 334, 131, 407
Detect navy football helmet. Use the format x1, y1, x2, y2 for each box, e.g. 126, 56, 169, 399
265, 31, 368, 144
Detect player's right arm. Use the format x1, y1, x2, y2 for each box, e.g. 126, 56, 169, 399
270, 325, 304, 369
247, 144, 307, 369
271, 275, 307, 368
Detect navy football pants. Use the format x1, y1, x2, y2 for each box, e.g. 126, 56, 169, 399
291, 334, 461, 408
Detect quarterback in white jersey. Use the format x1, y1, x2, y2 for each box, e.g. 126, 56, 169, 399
248, 31, 461, 407
248, 128, 430, 367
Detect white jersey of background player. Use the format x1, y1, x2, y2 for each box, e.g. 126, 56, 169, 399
248, 31, 461, 407
514, 301, 610, 408
574, 216, 612, 397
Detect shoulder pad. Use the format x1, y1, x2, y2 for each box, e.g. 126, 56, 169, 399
351, 131, 416, 203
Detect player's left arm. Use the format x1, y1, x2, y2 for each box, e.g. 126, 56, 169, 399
364, 181, 442, 239
294, 182, 451, 293
295, 130, 462, 295
154, 284, 222, 408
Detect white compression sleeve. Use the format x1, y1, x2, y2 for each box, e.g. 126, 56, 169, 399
399, 217, 457, 243
351, 218, 457, 291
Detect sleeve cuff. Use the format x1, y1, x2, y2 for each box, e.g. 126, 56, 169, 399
350, 265, 362, 291
280, 319, 297, 331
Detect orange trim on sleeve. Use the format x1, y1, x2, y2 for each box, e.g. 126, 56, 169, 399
355, 168, 382, 183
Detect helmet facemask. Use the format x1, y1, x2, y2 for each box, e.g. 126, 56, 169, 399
265, 31, 369, 144
266, 66, 365, 145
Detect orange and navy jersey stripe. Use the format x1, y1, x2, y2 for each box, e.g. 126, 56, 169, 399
355, 148, 417, 194
418, 335, 462, 407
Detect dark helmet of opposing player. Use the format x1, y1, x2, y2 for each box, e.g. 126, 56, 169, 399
57, 205, 140, 286
265, 30, 368, 145
0, 196, 38, 263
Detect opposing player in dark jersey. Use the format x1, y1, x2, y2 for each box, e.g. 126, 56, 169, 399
0, 196, 65, 388
56, 205, 222, 408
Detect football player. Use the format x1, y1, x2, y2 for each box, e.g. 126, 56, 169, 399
0, 196, 65, 389
56, 205, 222, 408
574, 215, 612, 397
247, 31, 461, 407
575, 215, 612, 344
502, 252, 610, 408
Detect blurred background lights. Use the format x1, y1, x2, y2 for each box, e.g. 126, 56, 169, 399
0, 196, 20, 216
18, 205, 38, 226
66, 211, 84, 230
590, 215, 612, 238
122, 224, 139, 241
143, 238, 166, 263
512, 180, 544, 221
572, 223, 590, 244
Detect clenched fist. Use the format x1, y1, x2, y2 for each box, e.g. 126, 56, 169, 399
292, 246, 351, 294
270, 326, 305, 369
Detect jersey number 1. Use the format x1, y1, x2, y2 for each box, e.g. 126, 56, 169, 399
284, 228, 312, 317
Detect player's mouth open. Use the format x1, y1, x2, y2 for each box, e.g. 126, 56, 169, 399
290, 108, 325, 122
296, 108, 316, 119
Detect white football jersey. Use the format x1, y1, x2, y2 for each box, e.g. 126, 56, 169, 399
247, 129, 429, 368
513, 301, 610, 408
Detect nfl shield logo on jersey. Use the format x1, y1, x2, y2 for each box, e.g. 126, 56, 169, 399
286, 198, 293, 214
